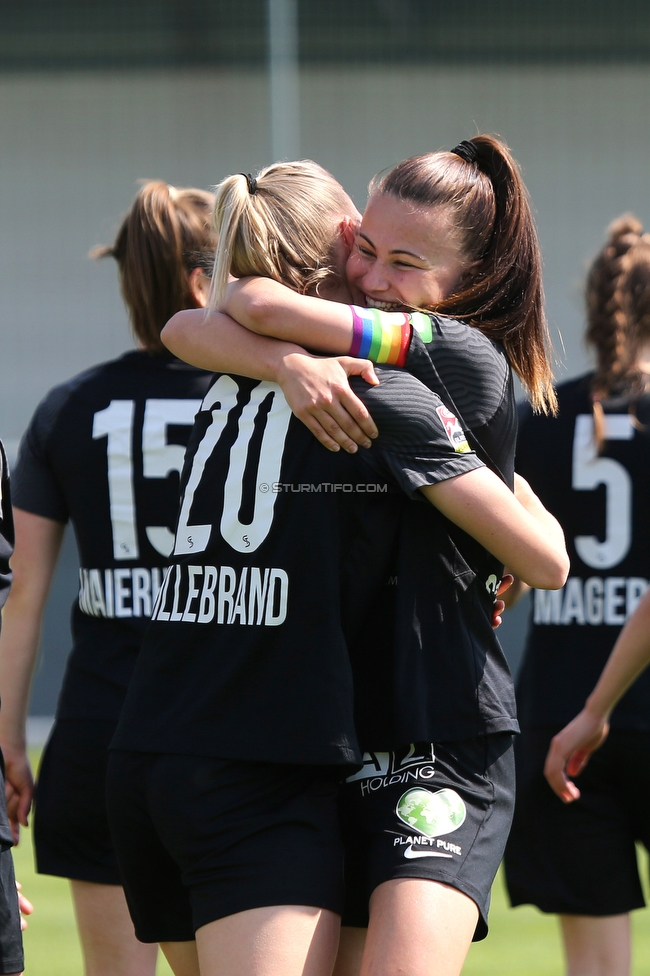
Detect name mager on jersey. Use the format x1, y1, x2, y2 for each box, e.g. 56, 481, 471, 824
114, 368, 485, 766
516, 374, 650, 728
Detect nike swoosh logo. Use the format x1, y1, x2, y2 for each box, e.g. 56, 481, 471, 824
403, 846, 453, 859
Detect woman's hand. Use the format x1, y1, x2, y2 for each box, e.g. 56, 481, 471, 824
544, 708, 610, 803
277, 353, 379, 453
16, 882, 33, 931
3, 747, 34, 844
491, 574, 514, 629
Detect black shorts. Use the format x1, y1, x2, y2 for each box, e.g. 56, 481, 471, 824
0, 756, 24, 975
34, 718, 121, 884
106, 751, 345, 944
339, 734, 515, 941
505, 727, 650, 916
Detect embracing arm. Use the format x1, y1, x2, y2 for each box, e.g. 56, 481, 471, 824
0, 509, 64, 840
421, 470, 569, 591
222, 277, 354, 351
162, 308, 378, 453
544, 587, 650, 803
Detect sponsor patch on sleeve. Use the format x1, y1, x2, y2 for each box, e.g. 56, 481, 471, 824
435, 405, 471, 454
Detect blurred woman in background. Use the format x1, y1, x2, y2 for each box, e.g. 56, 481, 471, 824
504, 215, 650, 976
0, 181, 216, 976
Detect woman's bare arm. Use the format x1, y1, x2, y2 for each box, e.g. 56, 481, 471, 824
544, 587, 650, 803
162, 309, 378, 453
223, 277, 354, 351
421, 470, 569, 591
0, 509, 65, 840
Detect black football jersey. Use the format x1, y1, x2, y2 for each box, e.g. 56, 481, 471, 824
112, 367, 485, 766
346, 315, 519, 747
11, 350, 214, 722
515, 373, 650, 729
0, 442, 13, 618
405, 315, 517, 487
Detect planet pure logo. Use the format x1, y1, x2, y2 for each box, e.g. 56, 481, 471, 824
396, 788, 466, 838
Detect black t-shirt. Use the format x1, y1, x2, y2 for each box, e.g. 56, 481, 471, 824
112, 367, 486, 766
515, 373, 650, 729
11, 350, 214, 722
404, 315, 516, 486
0, 442, 13, 619
347, 315, 519, 747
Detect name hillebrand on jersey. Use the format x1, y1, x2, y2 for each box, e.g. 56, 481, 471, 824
150, 563, 289, 626
78, 567, 164, 619
534, 575, 649, 626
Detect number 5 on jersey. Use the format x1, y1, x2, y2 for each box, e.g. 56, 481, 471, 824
572, 413, 633, 570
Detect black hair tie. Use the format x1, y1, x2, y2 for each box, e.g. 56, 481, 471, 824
240, 173, 258, 195
450, 141, 479, 165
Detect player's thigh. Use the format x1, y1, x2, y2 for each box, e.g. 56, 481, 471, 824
105, 750, 195, 945
560, 914, 631, 976
159, 940, 200, 976
340, 735, 514, 942
505, 727, 645, 915
70, 880, 157, 976
34, 719, 122, 884
363, 878, 477, 976
196, 904, 340, 976
332, 927, 366, 976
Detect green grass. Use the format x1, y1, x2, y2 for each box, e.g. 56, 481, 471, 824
465, 849, 650, 975
13, 749, 174, 975
13, 749, 650, 974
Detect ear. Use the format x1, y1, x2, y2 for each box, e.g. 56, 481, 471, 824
337, 215, 359, 258
188, 267, 211, 308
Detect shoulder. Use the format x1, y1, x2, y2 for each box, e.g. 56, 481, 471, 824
350, 367, 445, 430
426, 314, 507, 357
406, 314, 511, 426
430, 315, 508, 382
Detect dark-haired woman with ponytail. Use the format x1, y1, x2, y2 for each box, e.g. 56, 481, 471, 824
161, 137, 561, 976
503, 215, 650, 976
0, 181, 216, 976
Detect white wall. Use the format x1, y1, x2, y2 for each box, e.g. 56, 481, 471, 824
2, 65, 650, 446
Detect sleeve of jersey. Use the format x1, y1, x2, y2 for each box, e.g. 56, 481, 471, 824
11, 394, 69, 523
348, 306, 434, 367
0, 442, 14, 614
349, 368, 485, 499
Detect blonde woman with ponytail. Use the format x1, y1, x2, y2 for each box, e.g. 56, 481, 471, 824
0, 182, 217, 976
504, 215, 650, 976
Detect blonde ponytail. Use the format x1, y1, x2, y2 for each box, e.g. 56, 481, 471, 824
209, 160, 356, 309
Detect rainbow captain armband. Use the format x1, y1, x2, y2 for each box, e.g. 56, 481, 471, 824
349, 306, 432, 366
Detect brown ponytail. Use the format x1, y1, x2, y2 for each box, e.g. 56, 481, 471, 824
372, 135, 556, 414
586, 214, 650, 446
92, 181, 215, 353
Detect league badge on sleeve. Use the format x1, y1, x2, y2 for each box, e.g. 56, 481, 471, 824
435, 406, 471, 454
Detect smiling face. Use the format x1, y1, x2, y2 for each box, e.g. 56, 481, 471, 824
346, 192, 470, 310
